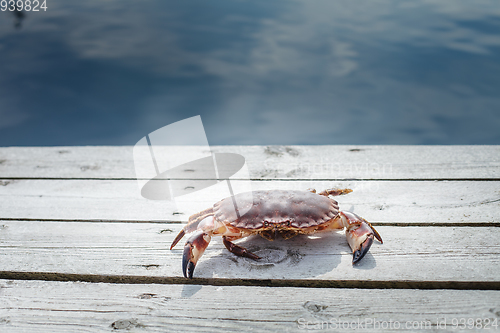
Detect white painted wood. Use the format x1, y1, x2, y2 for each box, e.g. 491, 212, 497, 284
1, 221, 499, 282
1, 145, 498, 331
1, 280, 499, 332
0, 179, 498, 223
0, 145, 499, 180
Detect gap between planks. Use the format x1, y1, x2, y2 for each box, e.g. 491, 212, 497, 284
1, 218, 499, 226
1, 271, 500, 290
2, 177, 500, 181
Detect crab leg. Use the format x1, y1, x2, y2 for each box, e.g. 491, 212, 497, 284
337, 211, 383, 264
223, 236, 261, 260
318, 188, 353, 197
170, 208, 214, 250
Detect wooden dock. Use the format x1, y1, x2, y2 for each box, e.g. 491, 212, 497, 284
1, 145, 499, 332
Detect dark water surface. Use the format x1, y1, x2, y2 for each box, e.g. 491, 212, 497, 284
1, 0, 500, 145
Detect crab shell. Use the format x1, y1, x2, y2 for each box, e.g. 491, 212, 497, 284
213, 190, 340, 230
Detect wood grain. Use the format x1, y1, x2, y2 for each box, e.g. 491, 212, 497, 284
1, 145, 499, 331
1, 221, 499, 283
0, 145, 499, 180
1, 280, 499, 332
0, 179, 498, 223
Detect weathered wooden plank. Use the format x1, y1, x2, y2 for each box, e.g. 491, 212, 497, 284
1, 280, 499, 332
0, 146, 498, 180
1, 221, 499, 282
1, 146, 497, 332
0, 179, 498, 224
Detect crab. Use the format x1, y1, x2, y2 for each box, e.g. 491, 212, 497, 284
170, 188, 383, 278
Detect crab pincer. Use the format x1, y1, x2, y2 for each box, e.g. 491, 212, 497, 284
182, 230, 211, 278
338, 211, 383, 264
171, 215, 217, 278
171, 213, 256, 278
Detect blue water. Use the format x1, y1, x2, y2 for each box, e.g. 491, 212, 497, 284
1, 0, 500, 145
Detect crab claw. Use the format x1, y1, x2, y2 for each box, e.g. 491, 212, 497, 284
182, 230, 211, 278
352, 235, 374, 264
339, 211, 383, 264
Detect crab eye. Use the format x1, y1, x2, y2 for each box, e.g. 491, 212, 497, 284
287, 221, 291, 226
264, 221, 269, 227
